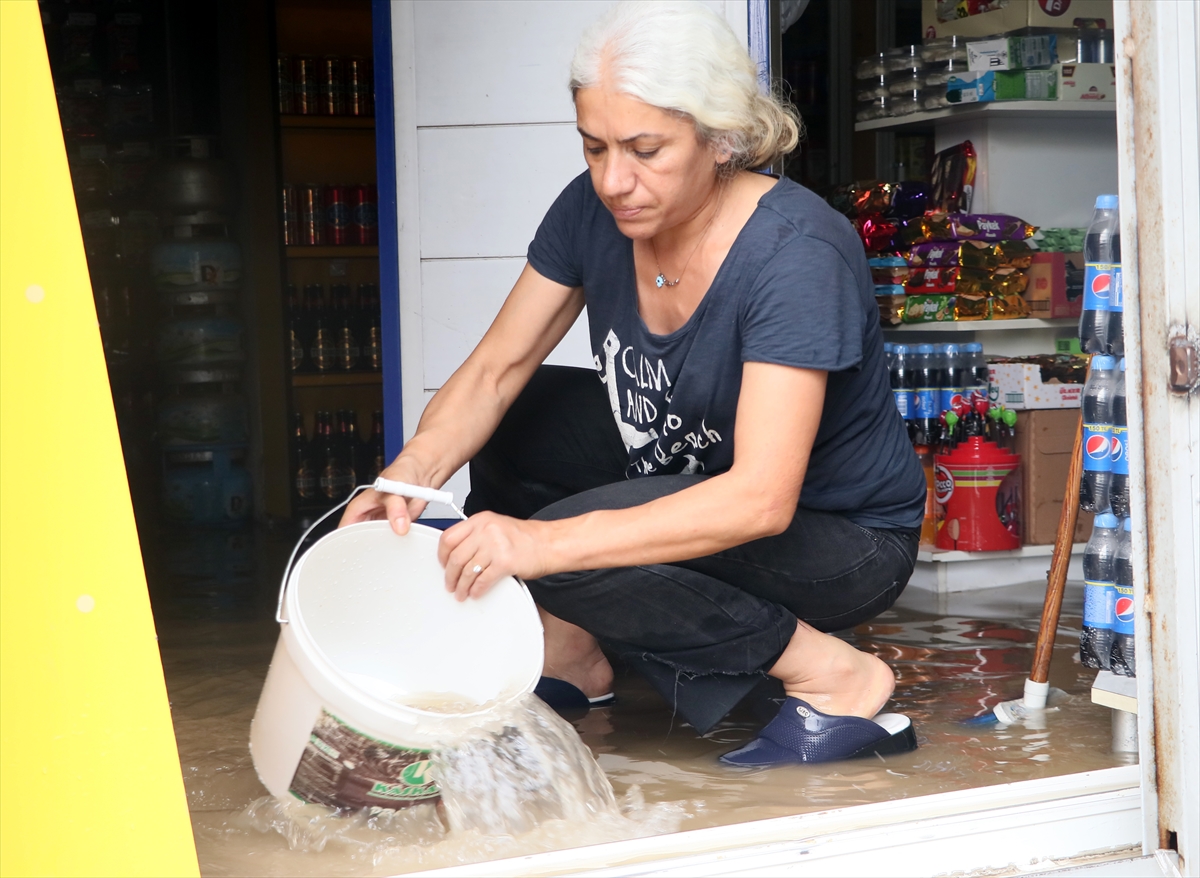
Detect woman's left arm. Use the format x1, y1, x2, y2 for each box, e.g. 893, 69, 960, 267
438, 361, 826, 599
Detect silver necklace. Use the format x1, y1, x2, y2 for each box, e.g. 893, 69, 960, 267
650, 194, 723, 289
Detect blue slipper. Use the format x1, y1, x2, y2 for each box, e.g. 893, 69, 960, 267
720, 697, 916, 766
534, 677, 615, 715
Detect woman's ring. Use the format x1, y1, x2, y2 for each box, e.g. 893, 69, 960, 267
472, 564, 483, 574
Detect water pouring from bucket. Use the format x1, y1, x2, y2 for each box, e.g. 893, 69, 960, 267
251, 481, 615, 829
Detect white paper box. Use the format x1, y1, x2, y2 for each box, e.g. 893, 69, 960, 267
988, 363, 1083, 410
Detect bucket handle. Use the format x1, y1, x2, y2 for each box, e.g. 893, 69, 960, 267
275, 479, 466, 624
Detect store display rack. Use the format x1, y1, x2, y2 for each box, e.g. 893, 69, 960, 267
291, 373, 383, 388
280, 115, 375, 130
910, 543, 1086, 595
856, 100, 1116, 133
285, 245, 379, 259
884, 317, 1077, 334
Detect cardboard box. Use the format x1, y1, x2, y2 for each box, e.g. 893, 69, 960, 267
1025, 251, 1084, 318
967, 34, 1059, 71
1014, 408, 1094, 545
989, 362, 1084, 409
923, 0, 1113, 39
1058, 62, 1116, 101
947, 69, 1058, 103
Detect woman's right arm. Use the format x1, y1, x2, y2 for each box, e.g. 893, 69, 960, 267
339, 262, 584, 532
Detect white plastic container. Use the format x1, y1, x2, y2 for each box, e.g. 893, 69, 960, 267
250, 520, 543, 811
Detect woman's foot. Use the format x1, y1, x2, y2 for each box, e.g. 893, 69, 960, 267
539, 607, 614, 699
768, 620, 895, 718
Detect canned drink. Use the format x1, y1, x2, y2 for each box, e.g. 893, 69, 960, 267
324, 185, 349, 245
319, 56, 344, 115
281, 185, 299, 246
276, 53, 294, 114
293, 56, 318, 115
345, 57, 374, 117
297, 185, 323, 245
349, 184, 378, 245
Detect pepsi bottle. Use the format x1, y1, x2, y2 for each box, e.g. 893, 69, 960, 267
1108, 226, 1124, 356
890, 344, 915, 426
1079, 195, 1119, 354
963, 342, 989, 409
883, 341, 895, 371
1080, 355, 1117, 513
1109, 358, 1130, 518
913, 343, 939, 445
1110, 517, 1136, 676
1081, 512, 1121, 669
939, 343, 965, 416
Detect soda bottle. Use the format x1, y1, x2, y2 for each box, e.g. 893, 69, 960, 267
336, 409, 365, 488
332, 283, 360, 371
305, 284, 335, 373
883, 341, 894, 371
1080, 355, 1117, 513
358, 282, 382, 371
1079, 194, 1119, 354
1080, 511, 1121, 669
913, 343, 939, 446
285, 284, 309, 373
365, 410, 386, 482
315, 411, 343, 505
1109, 357, 1130, 518
890, 344, 914, 425
1109, 223, 1124, 356
1110, 517, 1136, 676
939, 343, 964, 416
963, 342, 989, 409
290, 411, 317, 507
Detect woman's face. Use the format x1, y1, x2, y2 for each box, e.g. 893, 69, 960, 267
575, 85, 726, 240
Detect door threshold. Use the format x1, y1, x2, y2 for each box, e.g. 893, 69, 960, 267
409, 764, 1141, 877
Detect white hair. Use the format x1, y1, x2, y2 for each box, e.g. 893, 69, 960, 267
569, 1, 801, 174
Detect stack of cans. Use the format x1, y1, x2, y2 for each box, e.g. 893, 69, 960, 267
278, 54, 374, 116
281, 183, 377, 246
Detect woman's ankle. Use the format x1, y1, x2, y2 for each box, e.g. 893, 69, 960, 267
768, 623, 895, 719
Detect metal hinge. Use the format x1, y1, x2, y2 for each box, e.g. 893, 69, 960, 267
1168, 330, 1199, 394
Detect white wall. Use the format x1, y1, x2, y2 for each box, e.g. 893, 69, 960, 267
389, 0, 747, 505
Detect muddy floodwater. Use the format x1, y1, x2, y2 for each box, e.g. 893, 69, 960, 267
146, 529, 1129, 877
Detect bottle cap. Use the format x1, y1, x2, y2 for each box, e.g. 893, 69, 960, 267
1123, 517, 1132, 532
894, 343, 909, 354
1095, 194, 1119, 209
1093, 354, 1117, 370
1119, 357, 1126, 371
884, 342, 893, 353
965, 342, 983, 353
917, 343, 934, 354
945, 343, 960, 355
1095, 512, 1120, 528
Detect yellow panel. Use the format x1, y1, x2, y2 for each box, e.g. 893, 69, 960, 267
0, 3, 200, 876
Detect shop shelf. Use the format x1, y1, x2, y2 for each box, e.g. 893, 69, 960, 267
285, 245, 379, 259
883, 317, 1077, 333
855, 100, 1116, 133
910, 542, 1087, 594
291, 372, 383, 388
280, 115, 376, 129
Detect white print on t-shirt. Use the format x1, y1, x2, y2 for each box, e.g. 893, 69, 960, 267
594, 328, 723, 475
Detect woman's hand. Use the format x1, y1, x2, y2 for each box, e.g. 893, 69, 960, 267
338, 456, 431, 535
437, 512, 549, 601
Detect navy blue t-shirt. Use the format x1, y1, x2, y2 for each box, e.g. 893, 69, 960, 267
527, 172, 924, 530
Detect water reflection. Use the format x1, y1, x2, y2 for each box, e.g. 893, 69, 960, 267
149, 530, 1126, 876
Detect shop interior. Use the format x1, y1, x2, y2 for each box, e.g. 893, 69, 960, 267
41, 0, 1139, 873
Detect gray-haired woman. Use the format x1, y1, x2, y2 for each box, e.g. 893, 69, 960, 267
343, 0, 924, 764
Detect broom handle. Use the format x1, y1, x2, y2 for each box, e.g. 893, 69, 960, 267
1030, 411, 1085, 684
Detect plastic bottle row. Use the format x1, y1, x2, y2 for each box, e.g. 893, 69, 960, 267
1081, 513, 1136, 677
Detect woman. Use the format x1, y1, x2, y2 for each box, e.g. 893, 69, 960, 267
343, 1, 925, 765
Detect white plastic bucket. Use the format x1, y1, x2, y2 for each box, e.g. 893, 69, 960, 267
250, 520, 543, 811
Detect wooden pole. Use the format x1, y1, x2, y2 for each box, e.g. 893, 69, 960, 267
1030, 411, 1085, 685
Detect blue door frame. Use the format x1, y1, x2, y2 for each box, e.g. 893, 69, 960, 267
371, 0, 404, 461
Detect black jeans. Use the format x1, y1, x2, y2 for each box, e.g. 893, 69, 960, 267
466, 366, 920, 734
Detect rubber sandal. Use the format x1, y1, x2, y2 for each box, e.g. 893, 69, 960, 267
719, 697, 917, 766
534, 676, 615, 716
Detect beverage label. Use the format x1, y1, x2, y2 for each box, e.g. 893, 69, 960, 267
326, 202, 349, 230
914, 387, 938, 419
938, 387, 963, 415
1082, 580, 1115, 629
289, 330, 305, 370
1082, 422, 1113, 472
1082, 262, 1117, 312
1110, 424, 1129, 474
892, 388, 913, 418
295, 466, 317, 500
1112, 584, 1135, 635
1111, 265, 1123, 313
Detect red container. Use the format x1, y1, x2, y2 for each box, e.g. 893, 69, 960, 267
934, 436, 1022, 551
323, 185, 348, 245
297, 184, 323, 245
349, 184, 377, 245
